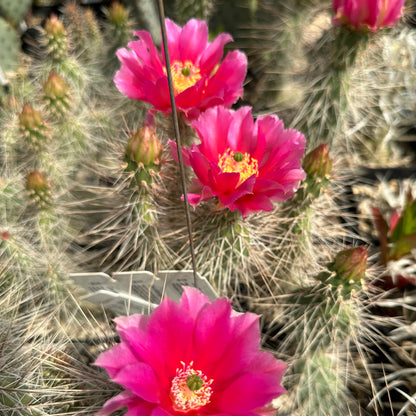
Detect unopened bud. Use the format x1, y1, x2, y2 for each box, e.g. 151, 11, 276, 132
125, 126, 162, 167
44, 72, 68, 99
303, 143, 332, 178
108, 2, 129, 25
44, 14, 66, 38
26, 170, 48, 192
25, 170, 52, 209
44, 15, 68, 61
43, 72, 70, 113
329, 246, 367, 283
18, 104, 50, 150
19, 104, 43, 130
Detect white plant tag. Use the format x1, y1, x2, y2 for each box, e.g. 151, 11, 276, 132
70, 270, 217, 315
81, 290, 157, 315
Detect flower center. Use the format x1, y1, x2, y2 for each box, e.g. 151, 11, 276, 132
170, 60, 202, 95
170, 362, 213, 413
218, 149, 259, 187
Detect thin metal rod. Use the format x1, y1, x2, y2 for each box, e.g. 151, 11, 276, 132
155, 0, 198, 285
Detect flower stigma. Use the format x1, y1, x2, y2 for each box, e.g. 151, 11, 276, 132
170, 60, 202, 94
170, 362, 213, 412
218, 148, 259, 186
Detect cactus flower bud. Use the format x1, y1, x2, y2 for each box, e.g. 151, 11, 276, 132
43, 72, 70, 114
44, 15, 68, 61
329, 246, 367, 283
44, 14, 66, 38
108, 1, 129, 26
125, 126, 163, 168
303, 143, 333, 179
43, 72, 69, 99
19, 104, 43, 130
25, 170, 52, 209
18, 104, 50, 150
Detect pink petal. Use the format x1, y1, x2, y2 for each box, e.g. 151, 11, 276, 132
179, 19, 209, 63
186, 192, 203, 206
186, 184, 214, 205
149, 406, 172, 416
192, 106, 233, 161
214, 372, 286, 414
94, 343, 137, 378
96, 391, 139, 416
252, 115, 283, 164
379, 0, 405, 27
189, 150, 214, 187
192, 298, 235, 368
130, 31, 164, 73
333, 0, 342, 11
226, 106, 255, 152
168, 139, 193, 165
211, 172, 255, 206
114, 66, 145, 100
112, 315, 150, 363
364, 0, 380, 28
246, 351, 288, 384
147, 297, 196, 377
180, 286, 211, 320
232, 193, 275, 218
200, 33, 233, 74
114, 314, 149, 335
142, 78, 171, 112
175, 79, 209, 111
195, 300, 261, 379
112, 363, 161, 403
205, 50, 247, 106
163, 19, 181, 61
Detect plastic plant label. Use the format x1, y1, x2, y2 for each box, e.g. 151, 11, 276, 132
70, 270, 218, 315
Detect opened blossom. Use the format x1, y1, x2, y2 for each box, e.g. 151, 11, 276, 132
95, 287, 287, 416
169, 106, 306, 218
114, 18, 247, 120
333, 0, 406, 32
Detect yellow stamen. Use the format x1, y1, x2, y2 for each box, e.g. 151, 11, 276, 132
169, 60, 202, 95
170, 361, 213, 412
218, 148, 259, 187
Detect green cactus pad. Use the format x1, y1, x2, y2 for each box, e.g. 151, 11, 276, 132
0, 18, 19, 72
0, 0, 32, 24
0, 0, 32, 23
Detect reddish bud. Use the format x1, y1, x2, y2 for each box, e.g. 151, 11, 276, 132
25, 170, 48, 192
125, 126, 163, 167
303, 143, 332, 179
329, 246, 367, 282
43, 72, 69, 100
44, 14, 66, 37
19, 104, 43, 130
108, 2, 129, 25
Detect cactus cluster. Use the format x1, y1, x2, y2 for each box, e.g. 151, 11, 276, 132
1, 1, 416, 415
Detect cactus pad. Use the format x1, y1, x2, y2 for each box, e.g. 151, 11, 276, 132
0, 0, 32, 24
0, 18, 19, 72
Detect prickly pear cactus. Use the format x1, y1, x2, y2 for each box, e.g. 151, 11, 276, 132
0, 17, 19, 71
0, 0, 31, 24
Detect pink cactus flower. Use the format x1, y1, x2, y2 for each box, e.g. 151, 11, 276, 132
169, 106, 306, 218
114, 18, 247, 120
333, 0, 406, 32
95, 287, 287, 416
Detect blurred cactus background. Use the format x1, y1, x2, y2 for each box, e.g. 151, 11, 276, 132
1, 0, 416, 415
